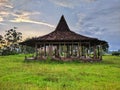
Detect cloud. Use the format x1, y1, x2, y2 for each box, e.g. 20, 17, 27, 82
9, 10, 55, 28
0, 16, 6, 25
0, 0, 54, 28
49, 0, 97, 8
10, 18, 55, 28
0, 16, 3, 22
0, 0, 13, 8
76, 13, 86, 29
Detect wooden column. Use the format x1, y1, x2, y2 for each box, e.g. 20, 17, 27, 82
67, 44, 70, 58
78, 42, 81, 57
82, 46, 84, 56
59, 43, 61, 57
88, 42, 90, 57
57, 44, 59, 57
71, 43, 73, 57
63, 42, 66, 58
97, 45, 100, 59
79, 42, 82, 58
48, 43, 52, 57
93, 45, 97, 59
100, 44, 102, 60
44, 43, 46, 57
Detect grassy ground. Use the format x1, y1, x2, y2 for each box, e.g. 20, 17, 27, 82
0, 55, 120, 90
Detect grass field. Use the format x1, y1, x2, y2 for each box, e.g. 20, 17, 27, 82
0, 55, 120, 90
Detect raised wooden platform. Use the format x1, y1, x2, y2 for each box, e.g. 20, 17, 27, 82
25, 56, 102, 62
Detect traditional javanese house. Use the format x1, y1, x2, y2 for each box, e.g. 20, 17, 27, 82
20, 15, 108, 61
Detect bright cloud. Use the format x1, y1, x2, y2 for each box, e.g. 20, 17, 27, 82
10, 10, 54, 28
0, 16, 3, 22
10, 18, 55, 28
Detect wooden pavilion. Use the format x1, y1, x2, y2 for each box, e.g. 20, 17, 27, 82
20, 15, 108, 62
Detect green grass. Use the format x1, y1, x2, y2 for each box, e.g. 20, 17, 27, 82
0, 55, 120, 90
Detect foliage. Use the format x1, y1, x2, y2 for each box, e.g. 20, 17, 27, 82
5, 27, 22, 45
0, 35, 5, 48
112, 51, 120, 56
102, 41, 109, 53
22, 46, 35, 54
0, 27, 22, 55
20, 37, 36, 54
0, 55, 120, 90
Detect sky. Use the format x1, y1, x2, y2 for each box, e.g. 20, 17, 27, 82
0, 0, 120, 51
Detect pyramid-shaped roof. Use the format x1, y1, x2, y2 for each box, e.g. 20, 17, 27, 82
36, 15, 97, 41
20, 15, 108, 46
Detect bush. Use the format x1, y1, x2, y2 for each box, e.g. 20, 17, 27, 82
0, 46, 19, 56
112, 51, 120, 56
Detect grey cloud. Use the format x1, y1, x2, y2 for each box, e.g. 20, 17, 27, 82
49, 0, 97, 8
82, 25, 106, 36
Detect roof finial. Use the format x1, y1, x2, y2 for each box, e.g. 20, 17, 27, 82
55, 15, 70, 31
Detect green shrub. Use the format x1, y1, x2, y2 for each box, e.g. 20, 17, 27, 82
112, 51, 120, 56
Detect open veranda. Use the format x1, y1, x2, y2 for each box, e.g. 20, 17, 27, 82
0, 54, 120, 90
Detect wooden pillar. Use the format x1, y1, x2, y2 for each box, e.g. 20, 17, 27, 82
78, 42, 80, 57
64, 42, 66, 58
88, 42, 90, 57
100, 44, 102, 60
39, 44, 42, 57
79, 42, 82, 57
50, 43, 53, 56
44, 43, 46, 57
48, 43, 52, 57
71, 43, 73, 57
82, 45, 84, 56
59, 43, 61, 57
93, 45, 97, 59
57, 44, 59, 57
97, 45, 100, 59
66, 44, 70, 58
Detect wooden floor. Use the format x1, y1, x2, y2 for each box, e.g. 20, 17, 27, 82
25, 56, 102, 62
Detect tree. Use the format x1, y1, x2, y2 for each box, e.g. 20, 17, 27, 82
0, 35, 5, 48
102, 41, 109, 53
5, 27, 22, 45
0, 35, 3, 47
1, 27, 23, 55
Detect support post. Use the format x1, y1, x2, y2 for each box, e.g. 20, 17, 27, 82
44, 43, 46, 57
78, 42, 80, 57
100, 44, 102, 60
71, 42, 73, 57
93, 45, 97, 59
